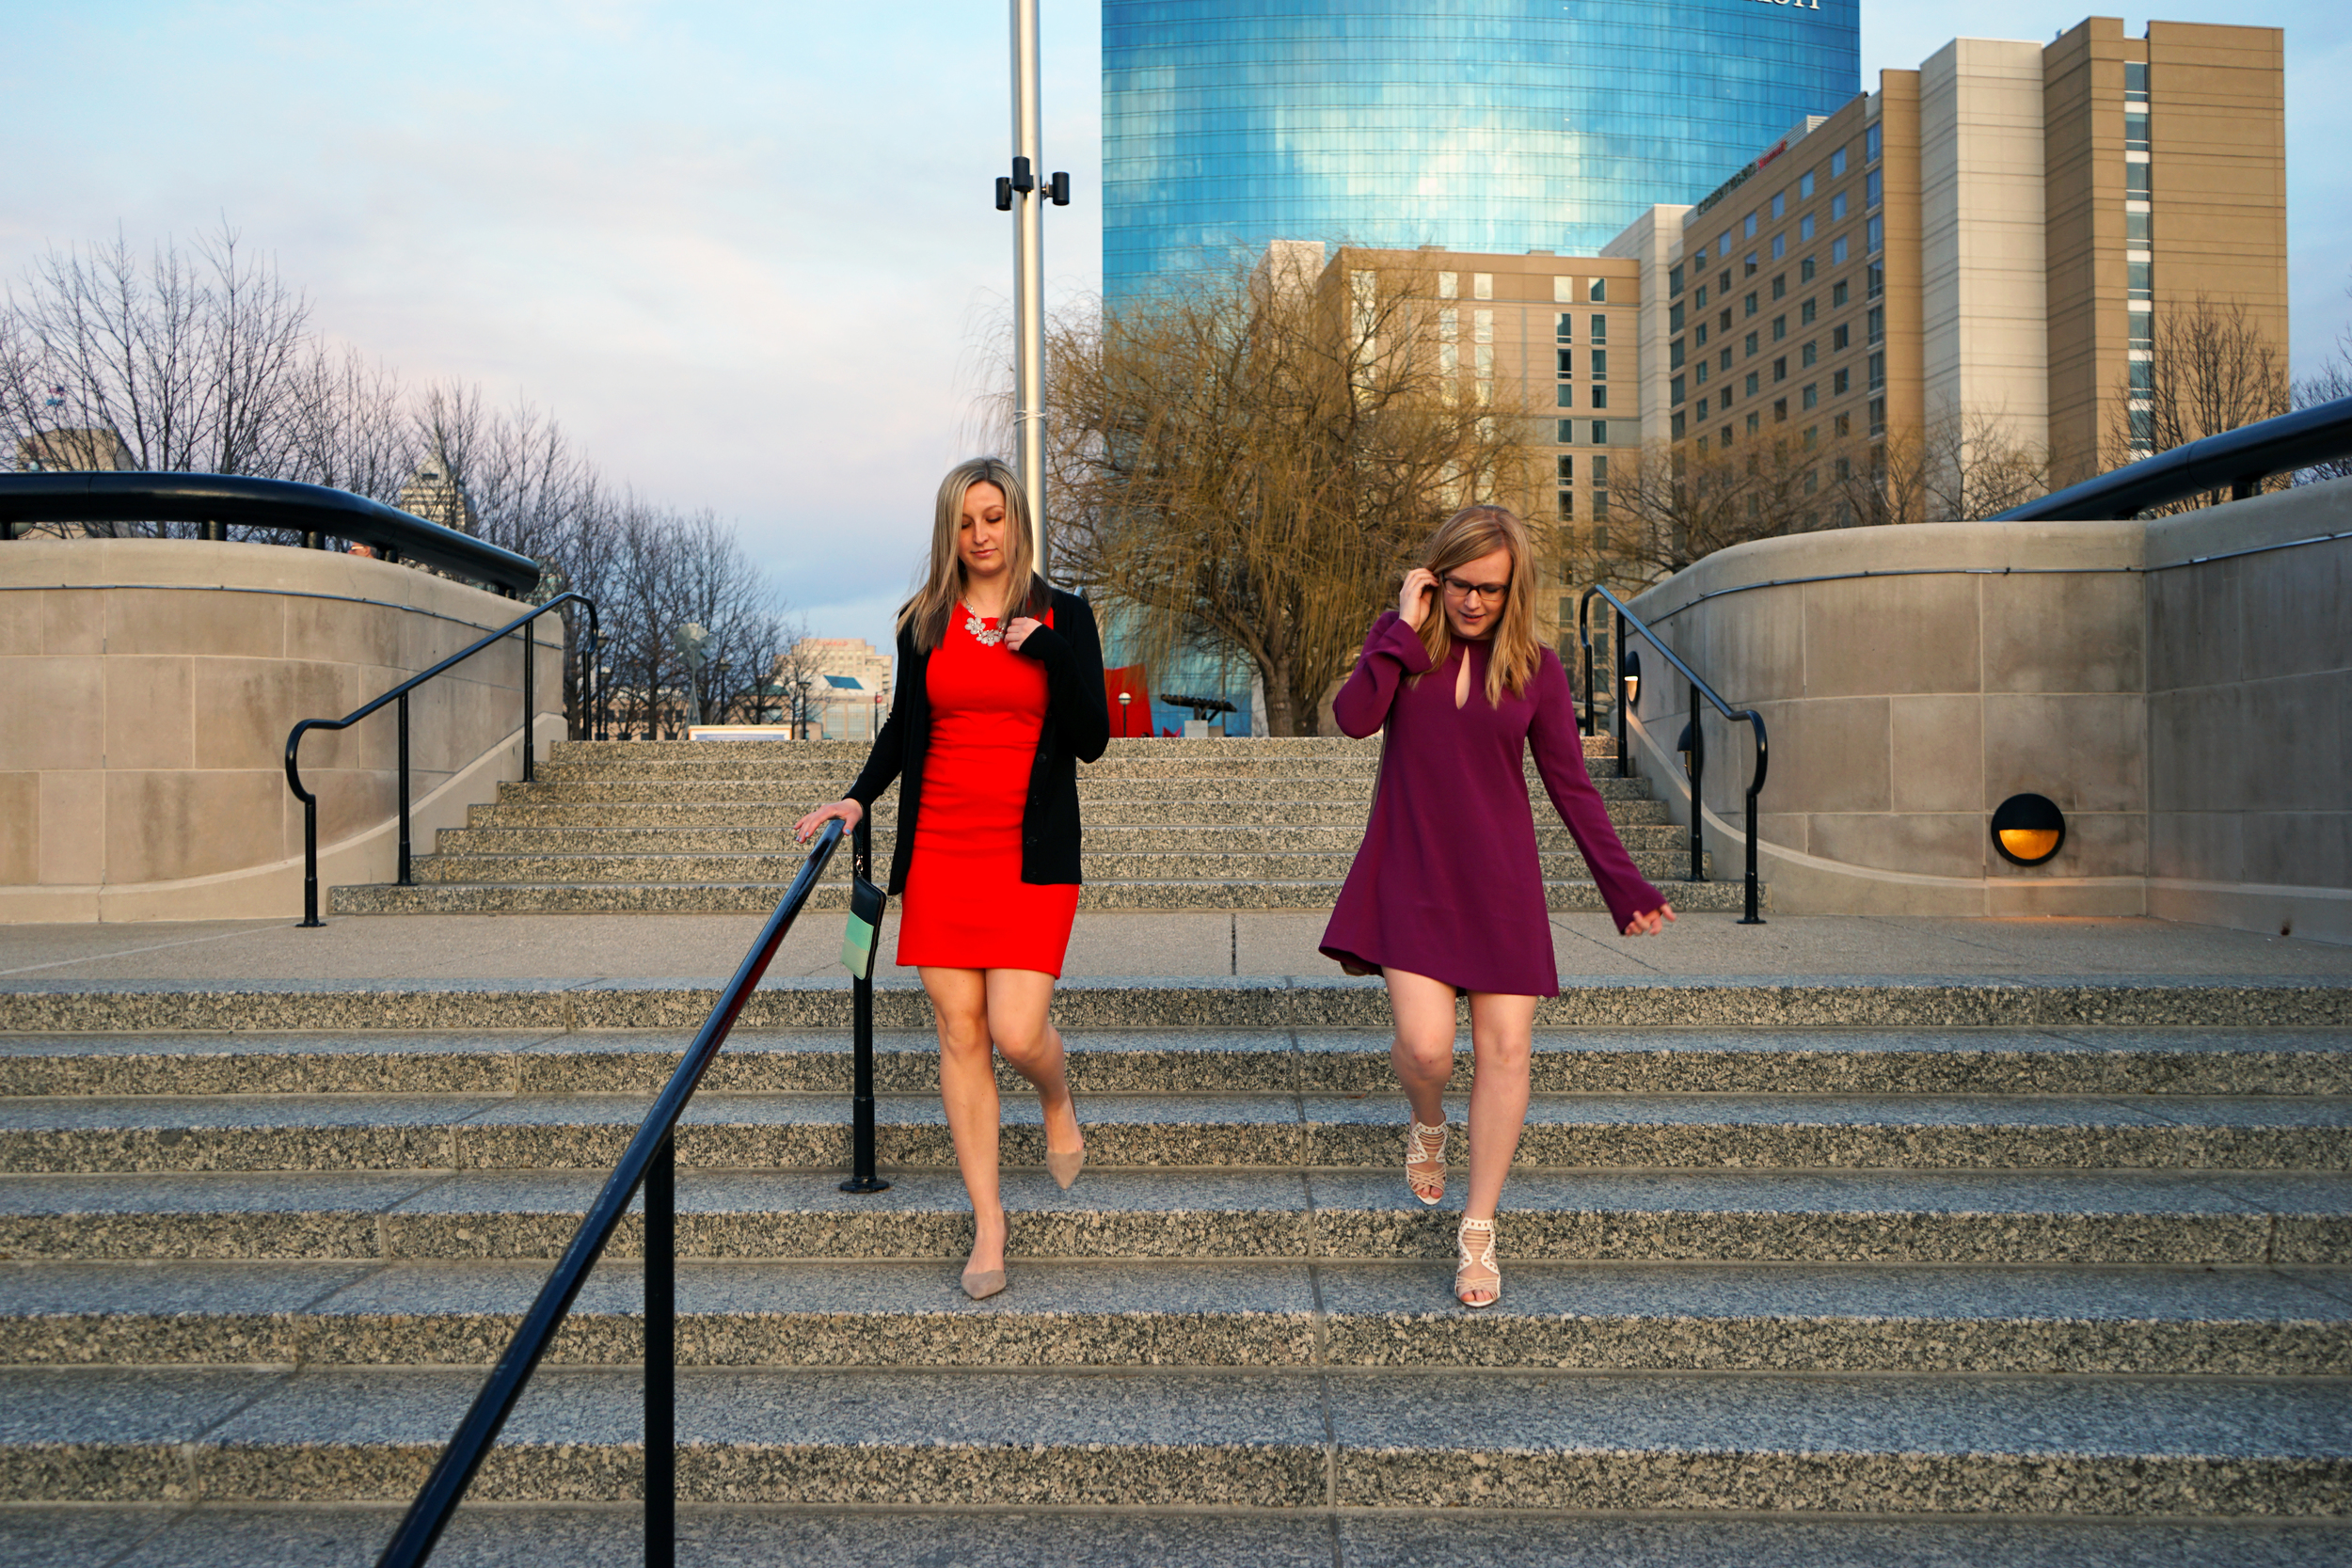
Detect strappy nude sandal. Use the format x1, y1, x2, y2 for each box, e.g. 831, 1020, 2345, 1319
1455, 1215, 1501, 1308
1406, 1118, 1448, 1206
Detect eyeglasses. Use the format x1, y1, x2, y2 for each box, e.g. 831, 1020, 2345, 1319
1440, 574, 1511, 604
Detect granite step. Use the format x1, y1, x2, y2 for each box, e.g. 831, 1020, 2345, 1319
14, 1505, 2352, 1568
432, 821, 1698, 856
553, 736, 1413, 762
3, 1259, 2348, 1377
0, 1165, 2341, 1264
0, 1088, 2344, 1176
0, 1362, 2344, 1513
5, 1028, 2349, 1099
8, 978, 2346, 1035
462, 798, 1678, 830
406, 847, 1711, 886
491, 774, 1663, 805
329, 875, 1755, 916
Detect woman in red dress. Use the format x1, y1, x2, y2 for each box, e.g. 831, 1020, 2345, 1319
1321, 505, 1675, 1308
797, 459, 1109, 1300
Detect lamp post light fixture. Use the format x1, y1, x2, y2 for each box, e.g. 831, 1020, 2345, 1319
995, 0, 1070, 570
1620, 646, 1642, 712
1118, 689, 1132, 736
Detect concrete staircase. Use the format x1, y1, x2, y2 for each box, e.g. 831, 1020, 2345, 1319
0, 974, 2348, 1561
331, 736, 1757, 916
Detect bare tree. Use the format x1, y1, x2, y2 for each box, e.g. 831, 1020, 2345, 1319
2291, 270, 2352, 484
2106, 293, 2291, 510
1035, 249, 1540, 735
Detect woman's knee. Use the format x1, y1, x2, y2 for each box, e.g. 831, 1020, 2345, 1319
934, 1005, 993, 1063
1392, 1025, 1458, 1082
1469, 1028, 1531, 1078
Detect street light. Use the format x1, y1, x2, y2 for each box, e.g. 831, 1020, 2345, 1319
1118, 689, 1132, 736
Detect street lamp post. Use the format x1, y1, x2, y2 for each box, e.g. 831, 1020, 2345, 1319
997, 0, 1068, 570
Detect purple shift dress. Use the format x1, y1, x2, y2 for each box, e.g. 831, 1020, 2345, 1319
1318, 610, 1666, 997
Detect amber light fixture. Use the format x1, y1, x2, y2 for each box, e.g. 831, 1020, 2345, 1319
1992, 793, 2066, 866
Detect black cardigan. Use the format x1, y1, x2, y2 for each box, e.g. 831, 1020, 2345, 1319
845, 585, 1111, 895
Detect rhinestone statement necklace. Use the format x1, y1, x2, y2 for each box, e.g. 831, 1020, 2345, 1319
961, 604, 1005, 646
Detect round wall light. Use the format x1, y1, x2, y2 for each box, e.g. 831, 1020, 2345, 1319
1991, 793, 2067, 866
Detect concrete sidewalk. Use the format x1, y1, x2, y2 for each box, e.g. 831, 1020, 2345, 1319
2, 910, 2347, 985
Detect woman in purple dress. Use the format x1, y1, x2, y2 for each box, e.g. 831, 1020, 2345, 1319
1321, 505, 1676, 1307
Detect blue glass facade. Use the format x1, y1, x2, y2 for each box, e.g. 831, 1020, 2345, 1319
1104, 0, 1859, 300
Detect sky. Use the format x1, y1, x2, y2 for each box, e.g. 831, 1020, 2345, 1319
8, 1, 2347, 649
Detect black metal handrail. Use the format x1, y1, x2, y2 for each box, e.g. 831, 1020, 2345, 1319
0, 471, 543, 594
284, 592, 603, 927
1992, 392, 2352, 522
374, 816, 859, 1568
1579, 584, 1768, 925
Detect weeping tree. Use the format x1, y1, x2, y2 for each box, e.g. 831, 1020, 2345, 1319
1037, 249, 1541, 736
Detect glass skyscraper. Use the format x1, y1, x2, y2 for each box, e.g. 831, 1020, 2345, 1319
1104, 0, 1860, 300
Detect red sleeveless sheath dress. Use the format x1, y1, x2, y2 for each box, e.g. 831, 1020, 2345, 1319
893, 605, 1082, 975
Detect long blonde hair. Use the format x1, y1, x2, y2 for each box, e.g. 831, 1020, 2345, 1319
1412, 504, 1542, 706
898, 457, 1049, 651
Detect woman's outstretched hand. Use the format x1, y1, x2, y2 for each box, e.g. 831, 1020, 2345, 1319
1398, 567, 1439, 630
1622, 904, 1676, 937
793, 798, 864, 843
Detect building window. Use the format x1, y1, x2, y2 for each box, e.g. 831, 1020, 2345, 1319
2125, 161, 2151, 198
1744, 331, 1759, 357
1473, 273, 1493, 300
1831, 192, 1848, 222
1772, 356, 1788, 382
1802, 341, 1818, 367
1719, 307, 1733, 332
1833, 324, 1851, 351
1554, 277, 1577, 304
1866, 168, 1883, 209
1744, 212, 1759, 239
1800, 169, 1816, 198
1591, 313, 1608, 343
1800, 257, 1816, 282
1438, 273, 1457, 300
1831, 236, 1849, 265
1834, 367, 1851, 394
1743, 292, 1759, 318
1719, 268, 1732, 293
1867, 215, 1883, 255
1771, 192, 1786, 220
2127, 209, 2152, 246
2125, 110, 2150, 152
1867, 307, 1884, 344
1772, 315, 1788, 341
1557, 419, 1576, 443
1746, 412, 1761, 435
1867, 262, 1884, 300
1772, 398, 1788, 422
1744, 252, 1759, 277
1557, 455, 1574, 481
2125, 60, 2149, 102
1671, 410, 1687, 439
1591, 385, 1609, 409
1670, 339, 1686, 371
1695, 323, 1709, 348
1772, 275, 1788, 301
1867, 396, 1886, 436
1695, 361, 1709, 386
1866, 122, 1882, 162
1669, 301, 1685, 332
1744, 372, 1760, 397
1589, 277, 1607, 303
2130, 308, 2153, 349
1669, 264, 1685, 297
1558, 488, 1575, 520
1694, 282, 1709, 309
1591, 349, 1609, 380
1831, 147, 1848, 178
2129, 407, 2154, 451
1592, 420, 1609, 444
1720, 347, 1733, 372
1834, 414, 1851, 438
1671, 373, 1686, 404
1802, 383, 1819, 409
1557, 385, 1575, 408
1473, 309, 1493, 343
1557, 349, 1575, 378
1798, 214, 1815, 242
1801, 299, 1818, 325
1556, 312, 1575, 341
1867, 352, 1885, 391
1803, 425, 1818, 449
1832, 279, 1850, 308
2128, 261, 2152, 301
2129, 359, 2154, 393
1772, 234, 1787, 260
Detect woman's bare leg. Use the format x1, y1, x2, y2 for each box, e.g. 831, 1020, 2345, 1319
1384, 967, 1460, 1128
921, 966, 1005, 1275
983, 968, 1081, 1157
1462, 990, 1537, 1221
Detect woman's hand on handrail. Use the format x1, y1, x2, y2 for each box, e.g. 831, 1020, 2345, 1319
1621, 903, 1676, 937
793, 799, 864, 843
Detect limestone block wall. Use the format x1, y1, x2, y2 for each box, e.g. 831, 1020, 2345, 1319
0, 538, 564, 922
1617, 477, 2351, 935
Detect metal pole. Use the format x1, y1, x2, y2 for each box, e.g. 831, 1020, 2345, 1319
1741, 769, 1764, 924
1614, 611, 1629, 779
300, 795, 321, 927
397, 694, 412, 886
1688, 676, 1705, 883
1010, 0, 1048, 570
644, 1133, 675, 1567
842, 816, 891, 1195
522, 617, 537, 784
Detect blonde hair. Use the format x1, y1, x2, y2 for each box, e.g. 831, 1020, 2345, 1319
1412, 504, 1543, 706
898, 457, 1049, 651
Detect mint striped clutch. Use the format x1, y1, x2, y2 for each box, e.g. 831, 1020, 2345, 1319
840, 875, 886, 980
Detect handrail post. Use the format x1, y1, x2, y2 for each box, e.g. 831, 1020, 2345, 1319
1614, 609, 1629, 779
841, 816, 890, 1195
397, 694, 413, 886
1578, 594, 1595, 736
644, 1131, 675, 1568
521, 617, 536, 784
300, 787, 322, 928
1741, 738, 1764, 925
1688, 675, 1705, 883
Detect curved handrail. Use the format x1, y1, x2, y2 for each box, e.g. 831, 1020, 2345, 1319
1578, 583, 1768, 925
373, 818, 845, 1568
1991, 392, 2352, 522
0, 471, 543, 594
284, 591, 601, 926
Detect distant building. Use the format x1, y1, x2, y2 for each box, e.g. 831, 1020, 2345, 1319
15, 428, 135, 473
398, 450, 478, 534
774, 638, 893, 740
